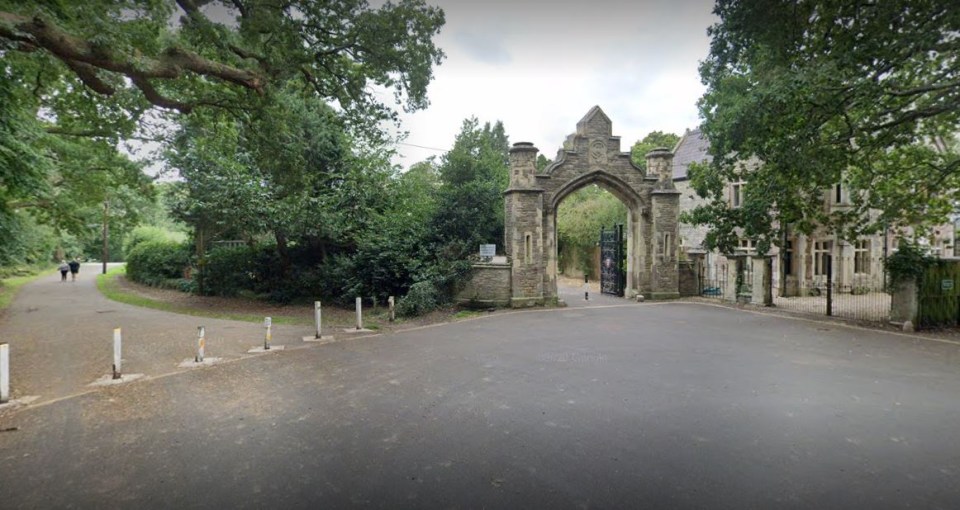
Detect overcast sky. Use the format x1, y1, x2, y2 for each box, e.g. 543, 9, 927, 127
390, 0, 717, 168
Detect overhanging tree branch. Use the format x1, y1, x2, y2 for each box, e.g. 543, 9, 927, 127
0, 10, 264, 110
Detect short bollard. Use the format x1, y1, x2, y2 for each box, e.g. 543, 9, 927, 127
112, 327, 122, 380
388, 296, 395, 322
264, 317, 272, 350
314, 301, 323, 339
196, 326, 206, 363
0, 343, 9, 404
355, 297, 363, 330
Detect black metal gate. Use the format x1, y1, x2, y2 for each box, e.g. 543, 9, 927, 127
599, 224, 625, 296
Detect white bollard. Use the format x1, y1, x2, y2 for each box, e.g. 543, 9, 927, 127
388, 296, 395, 322
314, 301, 322, 339
264, 317, 272, 350
0, 343, 9, 404
355, 297, 362, 330
196, 326, 205, 363
112, 327, 122, 379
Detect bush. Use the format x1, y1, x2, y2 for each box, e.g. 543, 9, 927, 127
122, 226, 171, 259
196, 246, 259, 297
885, 240, 932, 286
125, 240, 191, 287
396, 280, 440, 317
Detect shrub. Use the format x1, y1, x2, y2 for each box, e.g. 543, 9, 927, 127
196, 246, 258, 297
125, 240, 191, 287
885, 240, 932, 286
396, 281, 440, 317
122, 226, 170, 259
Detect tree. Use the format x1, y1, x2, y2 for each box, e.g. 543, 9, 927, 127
630, 131, 680, 170
556, 186, 627, 278
536, 154, 552, 171
689, 0, 960, 254
166, 85, 394, 276
430, 118, 510, 259
0, 0, 445, 137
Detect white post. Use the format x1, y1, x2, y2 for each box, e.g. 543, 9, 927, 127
388, 296, 395, 322
264, 317, 272, 350
355, 297, 362, 330
0, 343, 9, 404
314, 301, 322, 338
196, 326, 205, 363
112, 327, 122, 379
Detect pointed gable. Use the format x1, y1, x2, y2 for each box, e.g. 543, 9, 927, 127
575, 106, 613, 138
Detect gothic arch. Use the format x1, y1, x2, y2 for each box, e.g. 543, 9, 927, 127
504, 106, 680, 306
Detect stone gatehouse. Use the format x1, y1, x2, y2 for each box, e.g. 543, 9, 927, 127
503, 106, 680, 306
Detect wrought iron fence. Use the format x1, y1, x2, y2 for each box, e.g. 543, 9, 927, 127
699, 270, 727, 299
774, 281, 890, 323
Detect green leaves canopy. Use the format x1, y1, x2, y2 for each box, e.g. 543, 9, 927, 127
690, 0, 960, 254
0, 0, 445, 133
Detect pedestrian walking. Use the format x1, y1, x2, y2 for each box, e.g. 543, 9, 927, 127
58, 260, 69, 282
68, 258, 80, 282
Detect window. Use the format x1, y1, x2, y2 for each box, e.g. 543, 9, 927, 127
783, 240, 793, 276
662, 233, 672, 258
854, 239, 870, 274
524, 234, 532, 264
738, 238, 755, 252
814, 240, 832, 276
731, 182, 743, 207
834, 184, 842, 204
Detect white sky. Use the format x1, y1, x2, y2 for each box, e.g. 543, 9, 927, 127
390, 0, 717, 168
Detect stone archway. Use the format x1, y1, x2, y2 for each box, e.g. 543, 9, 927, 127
504, 106, 680, 306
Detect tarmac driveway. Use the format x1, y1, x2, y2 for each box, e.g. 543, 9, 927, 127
2, 274, 960, 508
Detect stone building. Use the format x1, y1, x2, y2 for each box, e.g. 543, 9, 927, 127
672, 129, 957, 295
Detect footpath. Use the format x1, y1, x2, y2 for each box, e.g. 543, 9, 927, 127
0, 264, 346, 407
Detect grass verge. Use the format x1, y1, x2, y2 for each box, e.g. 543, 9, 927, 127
0, 268, 53, 312
96, 266, 311, 326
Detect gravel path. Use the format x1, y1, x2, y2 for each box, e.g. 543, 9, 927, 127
0, 264, 338, 404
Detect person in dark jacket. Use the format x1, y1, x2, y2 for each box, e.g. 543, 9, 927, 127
68, 259, 80, 282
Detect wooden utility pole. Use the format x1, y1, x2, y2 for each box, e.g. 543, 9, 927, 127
102, 200, 109, 274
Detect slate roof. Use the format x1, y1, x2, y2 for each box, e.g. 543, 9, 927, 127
672, 128, 711, 181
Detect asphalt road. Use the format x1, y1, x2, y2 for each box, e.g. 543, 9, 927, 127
3, 276, 960, 508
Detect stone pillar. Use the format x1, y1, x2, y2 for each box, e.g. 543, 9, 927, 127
751, 255, 773, 306
889, 279, 918, 326
687, 249, 706, 296
724, 254, 745, 303
505, 142, 545, 307
647, 148, 680, 300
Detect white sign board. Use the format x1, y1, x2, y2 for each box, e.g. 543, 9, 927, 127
480, 244, 496, 258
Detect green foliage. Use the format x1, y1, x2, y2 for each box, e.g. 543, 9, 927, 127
557, 185, 627, 277
917, 260, 960, 328
0, 0, 445, 138
125, 240, 191, 287
122, 226, 176, 258
429, 118, 509, 260
196, 246, 260, 298
690, 0, 960, 252
630, 131, 680, 170
885, 240, 932, 287
395, 281, 440, 318
536, 154, 552, 171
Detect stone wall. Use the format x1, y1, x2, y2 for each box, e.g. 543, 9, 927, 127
455, 262, 512, 308
678, 260, 699, 297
